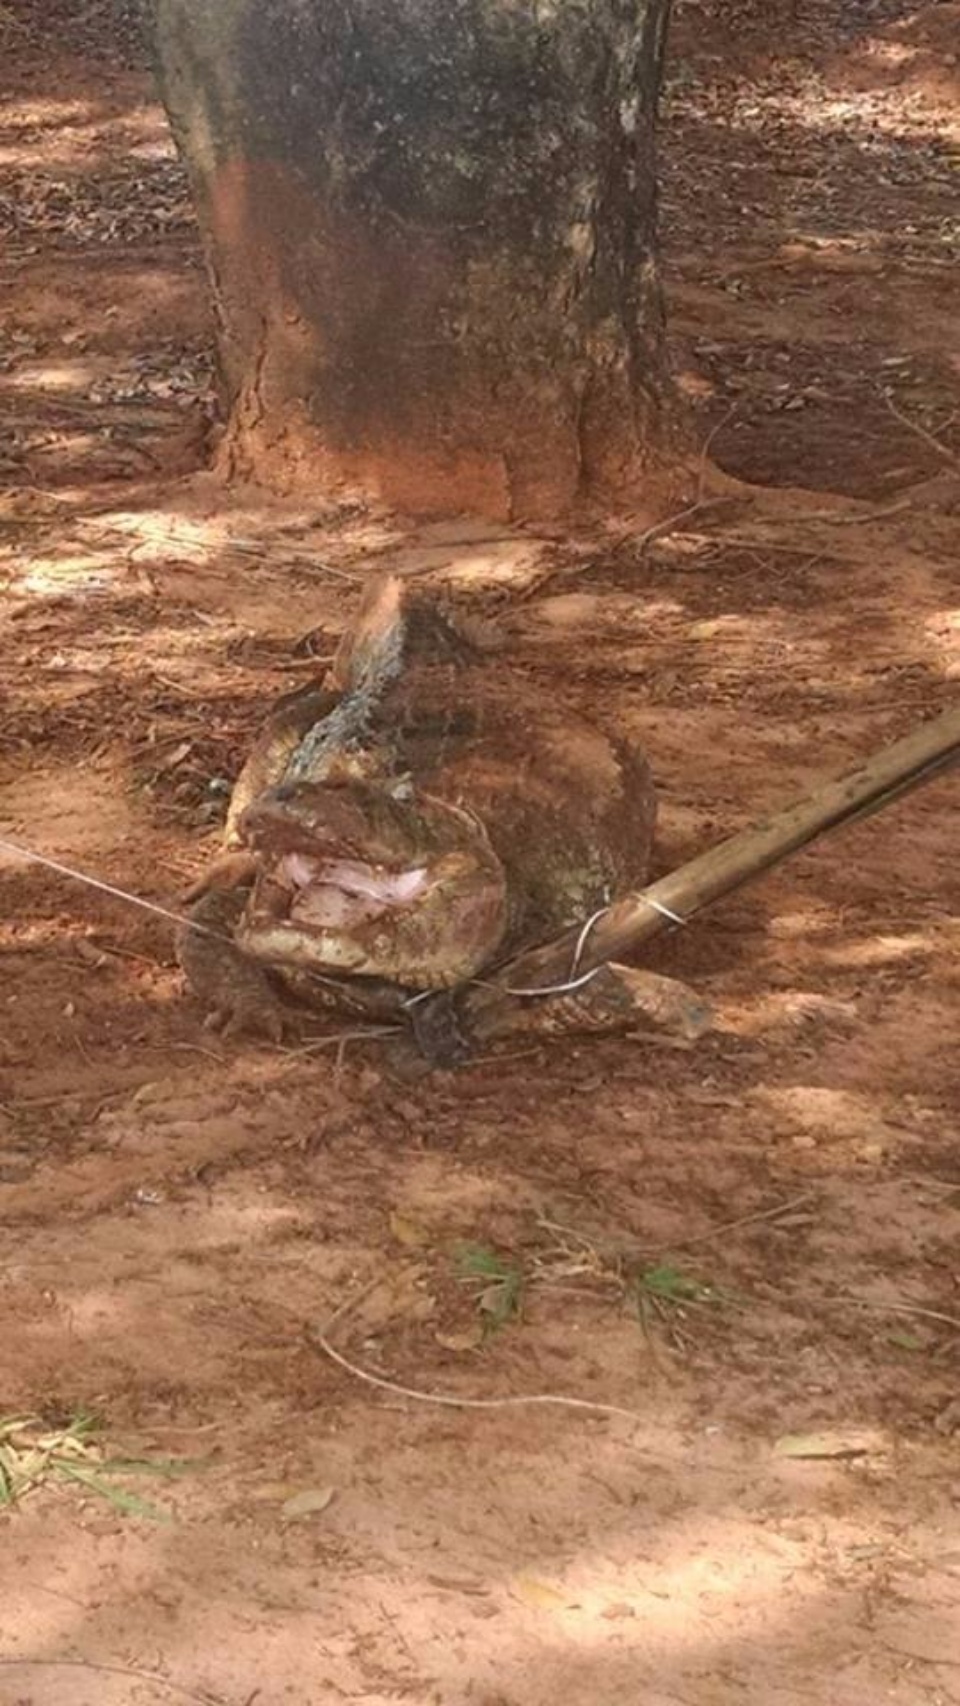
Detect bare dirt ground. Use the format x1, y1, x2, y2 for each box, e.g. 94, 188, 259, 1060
1, 1, 958, 1702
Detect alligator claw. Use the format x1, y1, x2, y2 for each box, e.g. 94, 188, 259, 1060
406, 990, 474, 1068
178, 887, 293, 1046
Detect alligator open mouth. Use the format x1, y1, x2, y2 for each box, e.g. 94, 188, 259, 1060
276, 850, 432, 929
235, 781, 510, 985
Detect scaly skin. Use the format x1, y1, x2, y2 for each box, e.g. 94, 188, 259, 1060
175, 888, 290, 1043
178, 575, 657, 1038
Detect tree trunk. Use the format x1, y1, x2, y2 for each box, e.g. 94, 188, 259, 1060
151, 0, 676, 521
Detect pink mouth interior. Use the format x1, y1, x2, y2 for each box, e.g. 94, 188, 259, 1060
277, 852, 430, 929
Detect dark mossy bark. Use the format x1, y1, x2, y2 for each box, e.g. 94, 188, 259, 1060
152, 0, 677, 520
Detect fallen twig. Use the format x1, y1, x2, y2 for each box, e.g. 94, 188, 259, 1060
878, 1645, 960, 1672
166, 1041, 228, 1064
0, 1658, 232, 1706
313, 1293, 642, 1423
673, 1192, 817, 1250
882, 392, 960, 471
316, 1332, 642, 1420
633, 494, 739, 554
758, 498, 913, 527
279, 1026, 401, 1057
697, 401, 740, 500
840, 1296, 960, 1335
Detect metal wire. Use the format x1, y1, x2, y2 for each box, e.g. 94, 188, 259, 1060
0, 835, 226, 941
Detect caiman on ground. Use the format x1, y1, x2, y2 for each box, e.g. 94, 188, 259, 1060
178, 574, 662, 1056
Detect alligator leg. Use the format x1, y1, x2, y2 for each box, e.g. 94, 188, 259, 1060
176, 887, 294, 1044
180, 850, 259, 904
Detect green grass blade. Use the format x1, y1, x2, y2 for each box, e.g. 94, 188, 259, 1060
57, 1462, 171, 1522
97, 1456, 194, 1479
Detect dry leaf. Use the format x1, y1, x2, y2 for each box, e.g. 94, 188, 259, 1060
248, 1480, 298, 1503
426, 1573, 491, 1596
511, 1576, 571, 1612
434, 1325, 484, 1353
389, 1211, 429, 1248
74, 939, 107, 968
281, 1486, 336, 1520
155, 739, 193, 773
774, 1428, 884, 1461
352, 1265, 435, 1333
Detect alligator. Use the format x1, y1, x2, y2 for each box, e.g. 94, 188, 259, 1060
177, 573, 659, 1051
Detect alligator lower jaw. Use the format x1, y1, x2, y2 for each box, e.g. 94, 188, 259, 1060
235, 917, 463, 990
236, 917, 371, 975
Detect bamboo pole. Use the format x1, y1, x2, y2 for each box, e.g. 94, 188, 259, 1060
456, 703, 960, 1045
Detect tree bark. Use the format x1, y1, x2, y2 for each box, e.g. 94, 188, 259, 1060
151, 0, 676, 521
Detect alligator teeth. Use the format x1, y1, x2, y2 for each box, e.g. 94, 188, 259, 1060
282, 852, 320, 888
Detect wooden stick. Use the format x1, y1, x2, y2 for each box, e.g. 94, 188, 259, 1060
458, 704, 960, 1043
882, 392, 960, 472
